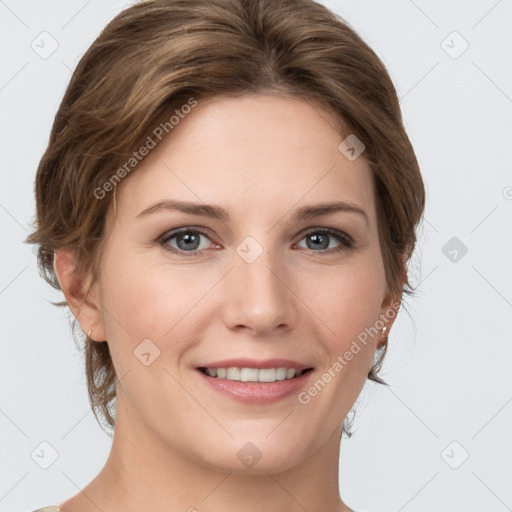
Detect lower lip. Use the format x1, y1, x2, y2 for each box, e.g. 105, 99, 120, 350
197, 369, 312, 404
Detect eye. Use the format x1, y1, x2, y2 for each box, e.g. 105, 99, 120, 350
159, 226, 354, 256
160, 227, 217, 255
295, 228, 354, 253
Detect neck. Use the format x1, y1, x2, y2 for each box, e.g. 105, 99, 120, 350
63, 395, 352, 512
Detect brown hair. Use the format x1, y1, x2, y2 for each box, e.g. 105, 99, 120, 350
26, 0, 425, 434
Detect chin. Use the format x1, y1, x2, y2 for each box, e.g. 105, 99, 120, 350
191, 435, 311, 476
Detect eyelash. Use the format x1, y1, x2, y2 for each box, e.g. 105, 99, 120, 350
158, 226, 354, 256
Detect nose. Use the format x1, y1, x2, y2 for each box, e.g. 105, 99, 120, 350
220, 248, 297, 337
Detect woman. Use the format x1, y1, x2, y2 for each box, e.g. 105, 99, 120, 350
26, 0, 425, 510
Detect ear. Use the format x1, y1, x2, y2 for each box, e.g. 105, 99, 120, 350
377, 285, 401, 348
53, 247, 107, 341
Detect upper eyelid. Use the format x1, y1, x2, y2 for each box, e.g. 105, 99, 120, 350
159, 226, 353, 246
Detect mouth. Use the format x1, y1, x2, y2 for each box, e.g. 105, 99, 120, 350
197, 366, 313, 383
195, 358, 314, 403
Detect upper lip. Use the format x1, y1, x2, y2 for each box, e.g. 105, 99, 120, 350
197, 358, 313, 371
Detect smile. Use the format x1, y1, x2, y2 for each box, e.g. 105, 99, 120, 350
198, 367, 312, 383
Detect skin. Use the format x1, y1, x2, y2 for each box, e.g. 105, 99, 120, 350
54, 93, 399, 512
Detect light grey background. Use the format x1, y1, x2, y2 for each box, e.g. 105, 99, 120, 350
1, 1, 511, 511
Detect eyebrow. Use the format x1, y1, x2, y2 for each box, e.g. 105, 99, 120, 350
137, 199, 369, 225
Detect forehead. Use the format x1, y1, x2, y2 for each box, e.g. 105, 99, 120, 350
112, 94, 376, 224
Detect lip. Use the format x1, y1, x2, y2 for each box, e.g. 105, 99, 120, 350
196, 358, 314, 404
197, 358, 311, 371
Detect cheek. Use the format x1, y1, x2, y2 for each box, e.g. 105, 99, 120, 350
297, 257, 386, 409
102, 245, 385, 341
302, 255, 385, 340
99, 251, 215, 358
97, 254, 207, 410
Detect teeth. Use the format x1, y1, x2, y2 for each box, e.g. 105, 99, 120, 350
286, 368, 296, 379
203, 366, 306, 383
276, 367, 287, 380
257, 368, 277, 382
227, 367, 241, 380
240, 368, 259, 382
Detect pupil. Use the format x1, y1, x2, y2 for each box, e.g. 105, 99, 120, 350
308, 233, 328, 250
178, 233, 199, 250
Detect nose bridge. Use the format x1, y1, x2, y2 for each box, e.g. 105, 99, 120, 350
222, 236, 295, 333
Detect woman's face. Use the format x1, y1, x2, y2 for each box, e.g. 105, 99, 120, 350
86, 94, 395, 473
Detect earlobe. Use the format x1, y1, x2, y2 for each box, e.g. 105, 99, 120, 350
378, 288, 401, 338
53, 247, 107, 341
